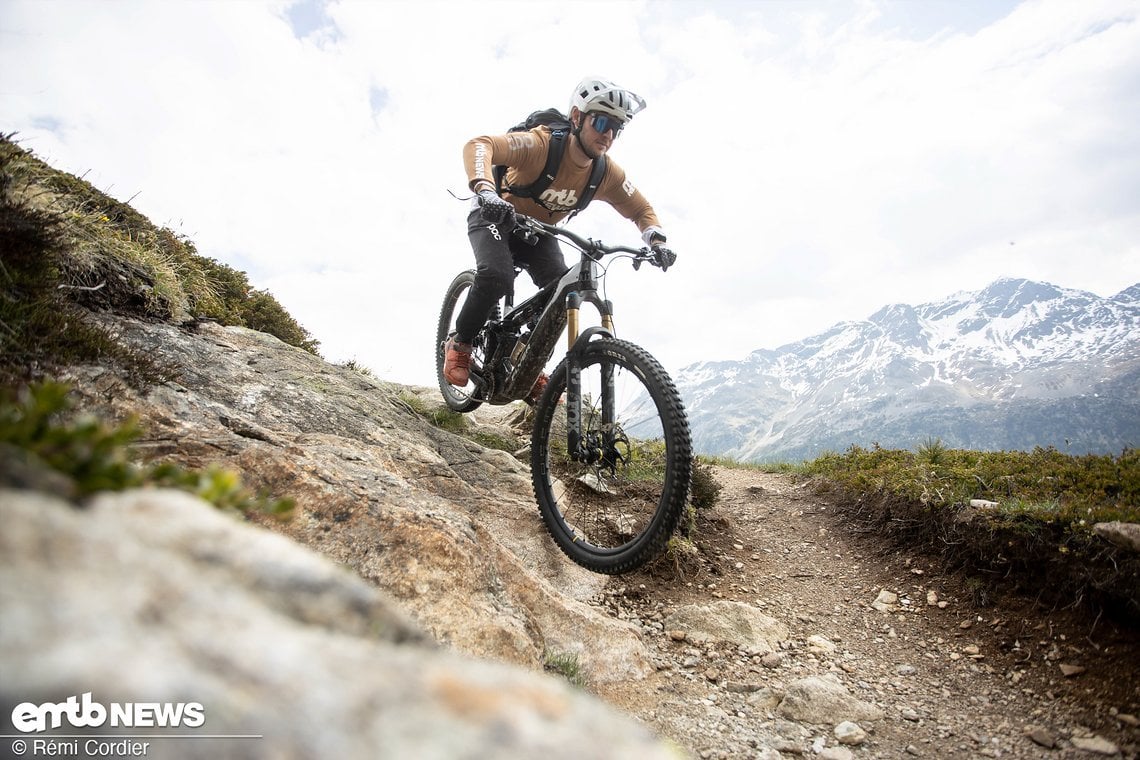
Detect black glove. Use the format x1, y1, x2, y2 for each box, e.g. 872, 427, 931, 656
477, 188, 516, 225
652, 244, 677, 271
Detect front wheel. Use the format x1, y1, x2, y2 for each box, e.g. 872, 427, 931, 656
436, 270, 484, 412
530, 337, 692, 574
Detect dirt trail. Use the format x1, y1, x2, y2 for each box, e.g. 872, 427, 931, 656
589, 467, 1140, 759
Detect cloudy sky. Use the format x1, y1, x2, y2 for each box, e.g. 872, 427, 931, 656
3, 0, 1138, 386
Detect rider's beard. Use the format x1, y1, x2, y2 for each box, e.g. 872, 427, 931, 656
574, 132, 604, 160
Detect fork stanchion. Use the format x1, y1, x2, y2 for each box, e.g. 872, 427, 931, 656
566, 291, 582, 351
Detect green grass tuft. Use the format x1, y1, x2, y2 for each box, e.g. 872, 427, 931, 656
689, 457, 722, 510
803, 443, 1138, 526
543, 650, 588, 688
397, 391, 525, 453
1, 379, 293, 518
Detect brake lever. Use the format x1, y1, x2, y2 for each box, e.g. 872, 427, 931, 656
633, 246, 656, 271
515, 220, 539, 245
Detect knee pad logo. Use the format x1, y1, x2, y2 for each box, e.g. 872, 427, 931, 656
488, 223, 502, 241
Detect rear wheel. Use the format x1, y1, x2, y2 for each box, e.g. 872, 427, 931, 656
436, 270, 485, 412
530, 337, 692, 574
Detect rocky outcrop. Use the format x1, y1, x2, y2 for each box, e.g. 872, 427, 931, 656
64, 316, 650, 684
0, 313, 679, 752
0, 488, 679, 759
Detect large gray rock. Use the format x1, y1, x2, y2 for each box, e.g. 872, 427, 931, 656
0, 489, 681, 759
65, 317, 652, 684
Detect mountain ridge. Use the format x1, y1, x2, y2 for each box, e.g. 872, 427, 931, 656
677, 277, 1140, 462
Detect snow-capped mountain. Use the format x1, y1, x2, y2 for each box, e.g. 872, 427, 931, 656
676, 278, 1140, 462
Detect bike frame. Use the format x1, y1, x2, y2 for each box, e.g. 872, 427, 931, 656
474, 217, 651, 460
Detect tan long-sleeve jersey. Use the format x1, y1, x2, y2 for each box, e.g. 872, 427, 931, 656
463, 127, 662, 233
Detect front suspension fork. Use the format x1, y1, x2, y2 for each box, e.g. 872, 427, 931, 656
565, 292, 616, 463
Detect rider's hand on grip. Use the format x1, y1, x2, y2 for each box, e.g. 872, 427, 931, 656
652, 244, 677, 271
477, 189, 516, 225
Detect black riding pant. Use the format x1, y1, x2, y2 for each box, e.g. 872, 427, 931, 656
454, 207, 568, 343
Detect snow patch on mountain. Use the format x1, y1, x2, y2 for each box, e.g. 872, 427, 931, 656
676, 278, 1140, 462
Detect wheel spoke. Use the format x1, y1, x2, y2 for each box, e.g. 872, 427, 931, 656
531, 338, 691, 574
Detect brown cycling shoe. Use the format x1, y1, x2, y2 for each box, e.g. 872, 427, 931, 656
443, 337, 473, 386
527, 373, 549, 405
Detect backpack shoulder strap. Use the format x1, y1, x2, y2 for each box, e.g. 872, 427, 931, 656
576, 154, 607, 211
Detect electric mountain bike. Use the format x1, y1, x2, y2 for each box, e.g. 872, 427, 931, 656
435, 214, 693, 575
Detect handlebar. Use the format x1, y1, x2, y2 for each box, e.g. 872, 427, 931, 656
515, 214, 663, 268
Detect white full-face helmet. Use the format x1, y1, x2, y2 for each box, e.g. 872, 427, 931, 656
570, 77, 647, 124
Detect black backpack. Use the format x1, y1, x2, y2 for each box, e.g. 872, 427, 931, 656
492, 108, 607, 214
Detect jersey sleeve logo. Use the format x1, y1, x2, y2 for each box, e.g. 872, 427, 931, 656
473, 143, 489, 178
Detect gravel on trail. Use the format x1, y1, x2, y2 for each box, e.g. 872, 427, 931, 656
589, 466, 1139, 759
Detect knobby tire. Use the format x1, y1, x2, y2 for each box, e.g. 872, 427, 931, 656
436, 270, 483, 413
530, 337, 692, 574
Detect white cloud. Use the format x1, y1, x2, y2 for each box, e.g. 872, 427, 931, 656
2, 0, 1137, 387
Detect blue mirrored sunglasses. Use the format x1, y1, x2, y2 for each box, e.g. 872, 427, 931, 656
588, 112, 624, 137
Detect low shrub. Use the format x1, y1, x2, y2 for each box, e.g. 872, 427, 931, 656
1, 380, 293, 518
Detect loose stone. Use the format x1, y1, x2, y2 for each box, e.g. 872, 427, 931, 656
1023, 725, 1055, 748
1069, 735, 1119, 755
834, 721, 866, 745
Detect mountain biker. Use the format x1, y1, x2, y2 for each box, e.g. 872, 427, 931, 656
444, 76, 677, 396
